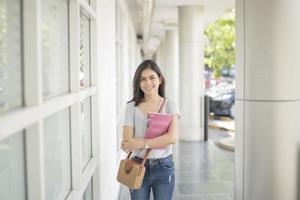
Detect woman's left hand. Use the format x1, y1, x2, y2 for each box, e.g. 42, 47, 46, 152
121, 139, 143, 152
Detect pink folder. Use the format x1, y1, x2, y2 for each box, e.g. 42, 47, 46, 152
144, 112, 173, 139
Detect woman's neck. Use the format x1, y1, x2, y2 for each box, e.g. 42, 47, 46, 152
143, 94, 162, 103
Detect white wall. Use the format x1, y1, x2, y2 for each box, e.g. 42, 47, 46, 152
97, 0, 141, 199
97, 0, 118, 199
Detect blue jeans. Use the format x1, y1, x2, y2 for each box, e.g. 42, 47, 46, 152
130, 154, 175, 200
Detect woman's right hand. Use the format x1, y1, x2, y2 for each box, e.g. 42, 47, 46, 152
121, 138, 145, 152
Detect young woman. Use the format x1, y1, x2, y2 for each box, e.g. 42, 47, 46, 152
121, 59, 180, 200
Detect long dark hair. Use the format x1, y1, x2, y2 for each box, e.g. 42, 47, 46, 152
128, 60, 165, 106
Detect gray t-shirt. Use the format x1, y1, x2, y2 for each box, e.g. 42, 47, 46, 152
123, 99, 179, 159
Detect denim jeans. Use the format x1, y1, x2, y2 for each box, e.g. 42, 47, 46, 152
130, 154, 175, 200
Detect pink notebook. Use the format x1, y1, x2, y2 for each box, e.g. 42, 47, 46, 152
144, 112, 173, 139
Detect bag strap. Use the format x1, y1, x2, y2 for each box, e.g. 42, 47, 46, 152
126, 149, 150, 165
126, 151, 132, 159
157, 98, 166, 113
141, 149, 151, 166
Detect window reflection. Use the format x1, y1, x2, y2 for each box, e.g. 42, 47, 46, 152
0, 0, 22, 113
42, 0, 69, 98
44, 108, 71, 200
81, 97, 92, 169
0, 132, 26, 200
80, 13, 91, 88
83, 179, 93, 200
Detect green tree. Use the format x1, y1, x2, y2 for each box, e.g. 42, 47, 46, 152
204, 10, 235, 77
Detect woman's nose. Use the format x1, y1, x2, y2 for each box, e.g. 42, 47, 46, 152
145, 79, 152, 85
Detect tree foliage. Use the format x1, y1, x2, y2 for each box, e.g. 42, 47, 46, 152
204, 10, 235, 77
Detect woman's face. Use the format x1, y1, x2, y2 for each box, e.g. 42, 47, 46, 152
139, 68, 161, 96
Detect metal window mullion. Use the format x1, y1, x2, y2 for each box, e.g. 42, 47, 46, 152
90, 91, 99, 199
89, 0, 98, 161
23, 0, 45, 199
80, 157, 97, 193
25, 122, 45, 200
90, 93, 99, 200
65, 158, 97, 200
70, 0, 81, 93
69, 0, 82, 194
70, 103, 81, 191
88, 1, 99, 199
65, 191, 81, 200
0, 87, 97, 141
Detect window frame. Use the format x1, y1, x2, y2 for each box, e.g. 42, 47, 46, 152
0, 0, 99, 199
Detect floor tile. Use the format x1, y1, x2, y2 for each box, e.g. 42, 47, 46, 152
118, 128, 234, 200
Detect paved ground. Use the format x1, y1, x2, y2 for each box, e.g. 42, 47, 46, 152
209, 118, 235, 132
118, 128, 234, 200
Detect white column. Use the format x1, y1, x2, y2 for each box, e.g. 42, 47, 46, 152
178, 6, 204, 141
155, 40, 165, 69
163, 30, 179, 105
235, 0, 300, 200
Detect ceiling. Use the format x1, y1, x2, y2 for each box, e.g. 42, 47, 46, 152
127, 0, 235, 56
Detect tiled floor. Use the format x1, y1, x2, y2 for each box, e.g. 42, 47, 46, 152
118, 128, 234, 200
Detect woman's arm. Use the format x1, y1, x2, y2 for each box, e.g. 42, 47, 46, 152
121, 126, 144, 152
122, 114, 179, 151
123, 126, 134, 141
121, 126, 134, 152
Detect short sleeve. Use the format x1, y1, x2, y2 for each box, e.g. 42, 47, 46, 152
123, 102, 135, 127
166, 100, 180, 117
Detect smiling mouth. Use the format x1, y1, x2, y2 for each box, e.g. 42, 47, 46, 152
144, 87, 154, 90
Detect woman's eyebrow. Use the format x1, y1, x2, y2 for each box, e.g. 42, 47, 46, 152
140, 74, 156, 78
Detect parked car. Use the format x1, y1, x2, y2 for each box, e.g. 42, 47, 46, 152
208, 89, 235, 118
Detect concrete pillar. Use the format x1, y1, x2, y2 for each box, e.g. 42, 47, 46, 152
235, 0, 300, 200
164, 30, 179, 105
178, 6, 204, 141
155, 41, 165, 69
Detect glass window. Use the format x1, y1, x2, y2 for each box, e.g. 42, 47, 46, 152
79, 12, 91, 88
81, 97, 92, 169
0, 0, 22, 114
44, 108, 71, 200
42, 0, 69, 98
0, 132, 26, 200
82, 179, 93, 200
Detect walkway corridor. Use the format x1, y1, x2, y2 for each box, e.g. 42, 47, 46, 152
119, 129, 234, 200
